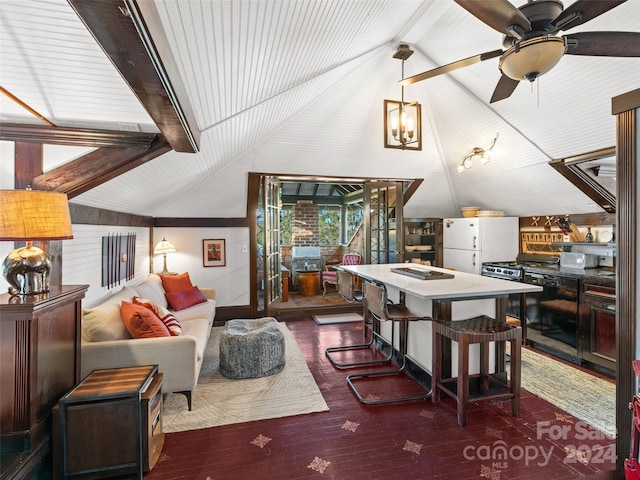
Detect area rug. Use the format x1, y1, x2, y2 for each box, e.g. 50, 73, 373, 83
313, 312, 363, 325
162, 322, 329, 433
520, 346, 616, 437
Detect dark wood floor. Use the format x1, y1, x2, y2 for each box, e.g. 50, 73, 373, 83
147, 317, 619, 479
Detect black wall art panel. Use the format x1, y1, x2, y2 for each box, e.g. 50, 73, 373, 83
102, 233, 136, 287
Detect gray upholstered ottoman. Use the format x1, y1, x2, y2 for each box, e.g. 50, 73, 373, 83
219, 317, 286, 379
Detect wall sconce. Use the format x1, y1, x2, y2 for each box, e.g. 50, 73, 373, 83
384, 44, 422, 151
154, 237, 176, 275
456, 133, 499, 173
0, 188, 74, 296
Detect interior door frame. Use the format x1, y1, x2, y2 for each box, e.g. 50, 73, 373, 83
365, 181, 405, 264
247, 173, 422, 314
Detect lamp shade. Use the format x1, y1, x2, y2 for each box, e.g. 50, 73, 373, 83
0, 189, 73, 240
154, 238, 176, 255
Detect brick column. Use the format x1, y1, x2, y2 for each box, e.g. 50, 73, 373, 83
293, 204, 319, 246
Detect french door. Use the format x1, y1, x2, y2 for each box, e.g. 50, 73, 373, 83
258, 176, 282, 316
365, 182, 404, 264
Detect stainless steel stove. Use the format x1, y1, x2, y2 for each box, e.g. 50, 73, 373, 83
481, 254, 560, 281
480, 262, 523, 281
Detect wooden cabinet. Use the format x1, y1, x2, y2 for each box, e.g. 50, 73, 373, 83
0, 285, 88, 480
403, 218, 443, 267
579, 281, 616, 374
141, 373, 165, 471
54, 365, 163, 479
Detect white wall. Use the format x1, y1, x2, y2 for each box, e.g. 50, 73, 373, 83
153, 227, 251, 307
62, 224, 150, 307
2, 222, 251, 308
61, 225, 251, 308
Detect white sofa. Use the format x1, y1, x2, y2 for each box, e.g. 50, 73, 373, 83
80, 274, 216, 410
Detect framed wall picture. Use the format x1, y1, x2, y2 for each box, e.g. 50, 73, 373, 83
203, 239, 226, 267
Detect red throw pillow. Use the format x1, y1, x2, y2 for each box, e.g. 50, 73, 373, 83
133, 297, 182, 336
165, 286, 207, 311
160, 272, 193, 293
121, 301, 171, 338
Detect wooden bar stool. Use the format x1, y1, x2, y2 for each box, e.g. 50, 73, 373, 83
431, 315, 522, 426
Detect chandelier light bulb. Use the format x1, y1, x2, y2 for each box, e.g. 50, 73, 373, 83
457, 164, 465, 174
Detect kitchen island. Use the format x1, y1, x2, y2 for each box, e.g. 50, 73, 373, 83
340, 263, 542, 376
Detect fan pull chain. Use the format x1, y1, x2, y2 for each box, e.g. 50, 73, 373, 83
531, 78, 540, 107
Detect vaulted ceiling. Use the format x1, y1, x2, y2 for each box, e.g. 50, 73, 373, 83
1, 0, 638, 219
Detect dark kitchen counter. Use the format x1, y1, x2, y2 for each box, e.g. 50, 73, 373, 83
523, 264, 615, 287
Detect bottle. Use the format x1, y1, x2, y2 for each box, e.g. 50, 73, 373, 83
585, 227, 594, 243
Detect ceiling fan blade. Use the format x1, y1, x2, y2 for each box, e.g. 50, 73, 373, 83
400, 50, 503, 86
454, 0, 531, 35
552, 0, 627, 31
490, 74, 520, 104
565, 32, 640, 56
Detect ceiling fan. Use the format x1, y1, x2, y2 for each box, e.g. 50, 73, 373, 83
401, 0, 640, 103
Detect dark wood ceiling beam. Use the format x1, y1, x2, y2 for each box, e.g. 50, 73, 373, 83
14, 142, 43, 189
32, 136, 171, 198
0, 122, 157, 149
68, 0, 200, 153
70, 203, 153, 227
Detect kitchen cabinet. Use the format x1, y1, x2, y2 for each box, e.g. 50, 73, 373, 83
403, 218, 442, 267
579, 281, 616, 374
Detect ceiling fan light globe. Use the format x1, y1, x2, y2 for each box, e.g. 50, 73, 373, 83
456, 164, 465, 174
499, 36, 566, 81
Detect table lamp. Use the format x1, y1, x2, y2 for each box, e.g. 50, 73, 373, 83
0, 188, 74, 296
154, 237, 176, 275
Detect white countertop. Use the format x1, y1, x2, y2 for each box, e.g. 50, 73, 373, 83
341, 264, 542, 300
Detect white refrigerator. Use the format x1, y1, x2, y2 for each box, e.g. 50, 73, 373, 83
443, 217, 519, 274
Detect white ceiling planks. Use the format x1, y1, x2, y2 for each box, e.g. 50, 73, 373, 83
1, 0, 638, 218
0, 0, 154, 129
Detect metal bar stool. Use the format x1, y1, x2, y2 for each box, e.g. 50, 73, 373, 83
431, 315, 522, 427
346, 280, 432, 405
325, 270, 393, 369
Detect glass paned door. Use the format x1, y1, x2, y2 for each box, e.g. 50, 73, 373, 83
365, 182, 404, 264
262, 176, 281, 316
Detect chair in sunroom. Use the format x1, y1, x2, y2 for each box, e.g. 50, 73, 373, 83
321, 253, 361, 295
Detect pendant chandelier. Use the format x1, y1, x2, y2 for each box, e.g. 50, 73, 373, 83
384, 44, 422, 151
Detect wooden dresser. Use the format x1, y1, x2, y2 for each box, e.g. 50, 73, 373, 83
0, 285, 88, 480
